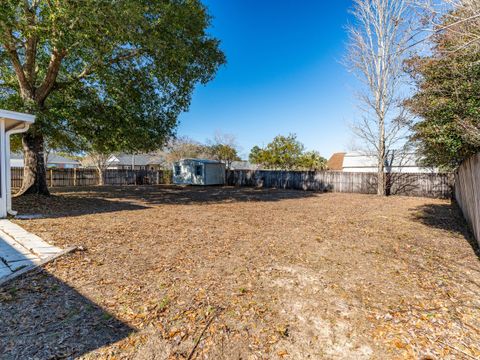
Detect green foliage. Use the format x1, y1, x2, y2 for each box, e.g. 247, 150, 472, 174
297, 151, 327, 171
208, 144, 240, 169
406, 19, 480, 170
248, 145, 264, 165
249, 134, 326, 171
0, 0, 225, 154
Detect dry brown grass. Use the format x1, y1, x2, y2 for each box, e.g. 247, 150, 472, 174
1, 186, 479, 359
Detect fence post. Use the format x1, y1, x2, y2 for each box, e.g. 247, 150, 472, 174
73, 168, 77, 187
156, 171, 160, 185
50, 169, 53, 187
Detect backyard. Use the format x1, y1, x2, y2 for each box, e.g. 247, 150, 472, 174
1, 186, 479, 359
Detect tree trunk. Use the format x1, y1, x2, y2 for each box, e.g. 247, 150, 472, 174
377, 121, 386, 196
377, 158, 386, 196
16, 130, 50, 196
97, 166, 104, 186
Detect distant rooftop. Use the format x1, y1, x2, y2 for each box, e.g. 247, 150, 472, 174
111, 153, 166, 166
230, 160, 261, 170
11, 152, 80, 165
327, 153, 346, 171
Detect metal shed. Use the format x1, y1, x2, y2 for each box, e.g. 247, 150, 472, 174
173, 159, 225, 185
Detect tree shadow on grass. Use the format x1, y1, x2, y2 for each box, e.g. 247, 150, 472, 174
411, 201, 480, 259
13, 190, 149, 219
12, 185, 318, 219
0, 270, 134, 359
114, 185, 318, 205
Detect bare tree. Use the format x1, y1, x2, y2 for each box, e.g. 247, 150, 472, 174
82, 152, 112, 186
166, 136, 212, 164
209, 131, 239, 149
423, 0, 480, 51
207, 131, 242, 169
345, 0, 420, 195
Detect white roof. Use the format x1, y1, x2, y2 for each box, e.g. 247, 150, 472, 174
178, 158, 223, 164
0, 109, 35, 132
0, 109, 35, 123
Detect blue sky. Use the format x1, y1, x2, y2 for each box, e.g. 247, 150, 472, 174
177, 0, 357, 159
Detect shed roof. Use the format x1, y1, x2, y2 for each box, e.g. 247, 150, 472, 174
179, 158, 223, 164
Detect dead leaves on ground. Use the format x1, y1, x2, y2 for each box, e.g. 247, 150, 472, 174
2, 187, 480, 359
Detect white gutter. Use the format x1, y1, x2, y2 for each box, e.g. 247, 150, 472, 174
5, 122, 31, 215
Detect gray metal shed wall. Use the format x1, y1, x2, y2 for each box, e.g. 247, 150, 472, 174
204, 163, 225, 185
173, 160, 225, 185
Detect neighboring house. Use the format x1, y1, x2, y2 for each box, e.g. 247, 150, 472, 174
11, 152, 81, 169
10, 153, 24, 168
328, 151, 436, 173
106, 153, 167, 170
173, 159, 225, 185
326, 152, 346, 171
230, 160, 262, 170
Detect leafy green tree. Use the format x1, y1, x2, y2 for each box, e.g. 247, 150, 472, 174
209, 144, 240, 169
0, 0, 225, 195
249, 134, 325, 171
264, 134, 304, 170
206, 132, 240, 169
248, 145, 264, 165
405, 25, 480, 170
248, 134, 303, 170
297, 151, 327, 171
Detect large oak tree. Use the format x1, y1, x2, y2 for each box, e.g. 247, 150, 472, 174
249, 134, 327, 171
0, 0, 225, 195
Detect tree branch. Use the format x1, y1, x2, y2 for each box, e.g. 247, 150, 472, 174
24, 3, 38, 86
54, 48, 143, 89
3, 31, 31, 99
35, 48, 67, 104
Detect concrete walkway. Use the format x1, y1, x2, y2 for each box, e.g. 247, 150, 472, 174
0, 220, 62, 281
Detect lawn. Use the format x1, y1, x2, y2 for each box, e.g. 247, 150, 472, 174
1, 186, 480, 359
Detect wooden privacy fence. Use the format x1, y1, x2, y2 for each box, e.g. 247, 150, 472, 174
455, 154, 480, 246
226, 170, 454, 199
11, 168, 173, 189
10, 167, 454, 199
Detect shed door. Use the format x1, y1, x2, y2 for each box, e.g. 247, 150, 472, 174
204, 164, 225, 185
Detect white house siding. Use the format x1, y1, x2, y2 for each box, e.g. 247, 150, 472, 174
342, 151, 436, 174
105, 153, 166, 170
10, 159, 23, 168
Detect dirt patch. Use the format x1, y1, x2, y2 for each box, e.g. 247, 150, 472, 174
1, 186, 479, 359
